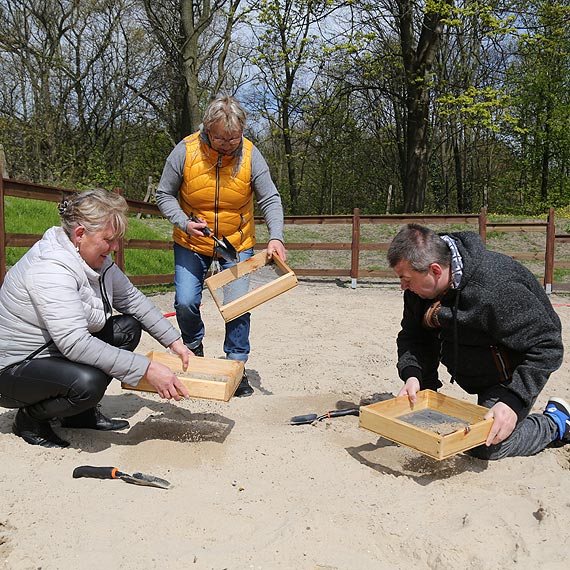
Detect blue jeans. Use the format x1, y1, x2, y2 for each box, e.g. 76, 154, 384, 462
174, 243, 253, 363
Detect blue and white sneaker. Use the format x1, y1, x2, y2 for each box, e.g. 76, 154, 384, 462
544, 397, 570, 442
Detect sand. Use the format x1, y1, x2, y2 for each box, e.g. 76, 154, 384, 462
1, 279, 569, 570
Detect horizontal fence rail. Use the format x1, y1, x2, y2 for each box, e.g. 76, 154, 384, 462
1, 177, 569, 293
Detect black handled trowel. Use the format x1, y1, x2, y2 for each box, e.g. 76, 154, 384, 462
289, 407, 360, 425
189, 214, 239, 263
73, 465, 171, 489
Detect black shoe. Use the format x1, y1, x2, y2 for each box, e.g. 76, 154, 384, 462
187, 342, 204, 357
13, 408, 70, 448
61, 406, 129, 431
234, 372, 254, 397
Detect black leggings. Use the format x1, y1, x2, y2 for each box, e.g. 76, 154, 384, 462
0, 315, 141, 420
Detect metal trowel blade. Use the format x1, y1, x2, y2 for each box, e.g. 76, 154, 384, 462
213, 236, 239, 264
120, 472, 171, 489
289, 413, 318, 425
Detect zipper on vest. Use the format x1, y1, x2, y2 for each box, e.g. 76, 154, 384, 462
213, 154, 222, 257
239, 213, 245, 242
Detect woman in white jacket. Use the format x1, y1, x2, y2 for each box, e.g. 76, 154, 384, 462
0, 189, 193, 448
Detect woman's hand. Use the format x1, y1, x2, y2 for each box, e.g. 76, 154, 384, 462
185, 217, 208, 237
397, 377, 421, 404
168, 338, 193, 371
267, 239, 287, 262
144, 361, 190, 401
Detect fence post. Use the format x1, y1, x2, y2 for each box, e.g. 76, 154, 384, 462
0, 176, 6, 285
350, 207, 360, 289
113, 187, 125, 272
478, 207, 487, 244
544, 207, 555, 294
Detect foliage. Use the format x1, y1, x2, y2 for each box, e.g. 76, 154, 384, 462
1, 0, 570, 216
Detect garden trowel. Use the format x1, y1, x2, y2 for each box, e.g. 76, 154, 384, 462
289, 407, 360, 425
189, 214, 239, 263
72, 465, 171, 489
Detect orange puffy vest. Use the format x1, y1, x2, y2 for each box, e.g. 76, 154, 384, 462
172, 132, 256, 256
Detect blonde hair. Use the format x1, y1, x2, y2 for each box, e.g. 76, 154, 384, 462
202, 94, 247, 132
59, 188, 128, 239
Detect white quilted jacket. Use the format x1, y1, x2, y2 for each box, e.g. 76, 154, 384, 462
0, 227, 180, 386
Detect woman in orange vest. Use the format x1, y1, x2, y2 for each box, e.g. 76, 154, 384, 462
156, 94, 286, 397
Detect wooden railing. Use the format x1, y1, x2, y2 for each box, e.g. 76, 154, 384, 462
1, 177, 569, 293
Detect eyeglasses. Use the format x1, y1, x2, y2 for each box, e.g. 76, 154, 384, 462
209, 134, 242, 145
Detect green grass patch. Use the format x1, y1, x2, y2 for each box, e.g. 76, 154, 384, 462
123, 216, 174, 276
4, 196, 60, 232
4, 197, 61, 267
137, 284, 176, 296
553, 268, 570, 282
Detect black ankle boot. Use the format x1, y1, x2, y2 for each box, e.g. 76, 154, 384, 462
234, 372, 254, 397
13, 408, 69, 448
189, 343, 204, 357
61, 406, 129, 431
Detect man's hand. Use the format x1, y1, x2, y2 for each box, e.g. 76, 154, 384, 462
168, 338, 193, 371
397, 377, 421, 404
484, 402, 517, 446
266, 239, 287, 262
144, 361, 191, 401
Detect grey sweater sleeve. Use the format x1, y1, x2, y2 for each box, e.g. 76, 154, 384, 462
251, 146, 285, 243
155, 141, 189, 232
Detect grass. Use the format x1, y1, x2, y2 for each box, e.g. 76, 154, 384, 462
3, 196, 570, 287
3, 197, 174, 277
122, 217, 174, 277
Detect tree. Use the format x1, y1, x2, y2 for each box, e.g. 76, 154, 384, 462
141, 0, 247, 143
0, 0, 164, 194
245, 0, 346, 214
430, 2, 514, 213
506, 0, 570, 210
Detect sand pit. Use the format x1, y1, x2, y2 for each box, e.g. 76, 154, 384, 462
1, 279, 569, 569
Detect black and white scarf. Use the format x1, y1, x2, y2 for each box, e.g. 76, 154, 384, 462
440, 235, 463, 289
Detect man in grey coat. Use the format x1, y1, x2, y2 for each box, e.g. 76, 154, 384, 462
387, 223, 567, 460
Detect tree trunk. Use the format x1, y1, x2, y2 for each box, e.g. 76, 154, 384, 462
403, 85, 429, 212
397, 0, 450, 213
540, 100, 552, 202
453, 130, 465, 212
282, 106, 299, 214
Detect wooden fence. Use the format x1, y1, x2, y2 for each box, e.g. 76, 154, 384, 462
1, 177, 569, 293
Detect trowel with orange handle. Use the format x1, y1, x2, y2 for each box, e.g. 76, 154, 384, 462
289, 407, 360, 425
73, 465, 170, 489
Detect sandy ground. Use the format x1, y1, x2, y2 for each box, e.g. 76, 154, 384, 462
1, 278, 570, 570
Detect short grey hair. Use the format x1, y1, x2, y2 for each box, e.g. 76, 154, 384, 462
387, 224, 450, 272
202, 94, 247, 132
59, 188, 128, 239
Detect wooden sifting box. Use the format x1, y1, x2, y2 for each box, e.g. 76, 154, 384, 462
359, 390, 493, 460
205, 250, 298, 322
122, 351, 244, 402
